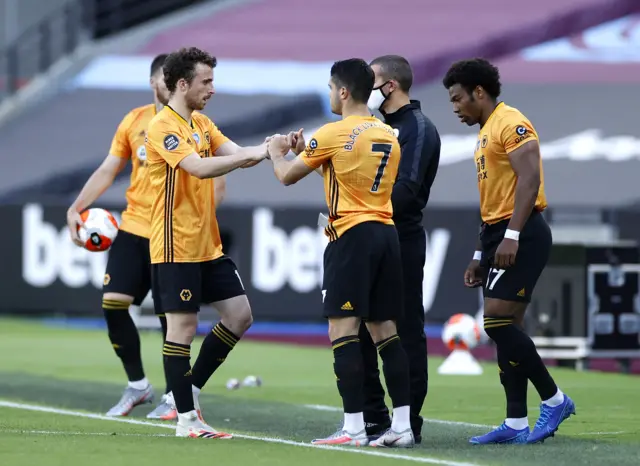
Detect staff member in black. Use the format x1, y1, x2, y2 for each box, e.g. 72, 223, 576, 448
360, 55, 441, 443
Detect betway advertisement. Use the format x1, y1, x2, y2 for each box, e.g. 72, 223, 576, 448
1, 203, 496, 323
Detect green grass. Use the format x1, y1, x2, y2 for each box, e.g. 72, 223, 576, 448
0, 318, 638, 466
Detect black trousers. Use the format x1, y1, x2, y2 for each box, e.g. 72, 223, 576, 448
359, 232, 428, 438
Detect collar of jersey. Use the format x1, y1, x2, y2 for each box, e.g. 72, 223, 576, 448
165, 105, 194, 128
382, 99, 421, 123
483, 102, 505, 128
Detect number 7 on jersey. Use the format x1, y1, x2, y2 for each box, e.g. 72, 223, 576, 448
370, 143, 392, 192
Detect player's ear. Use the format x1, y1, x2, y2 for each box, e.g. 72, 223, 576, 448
473, 85, 483, 100
339, 86, 348, 100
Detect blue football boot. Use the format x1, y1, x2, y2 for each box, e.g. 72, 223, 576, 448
470, 423, 530, 445
527, 394, 576, 444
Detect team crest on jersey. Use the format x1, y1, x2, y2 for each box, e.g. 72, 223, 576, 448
482, 135, 488, 148
136, 145, 147, 161
204, 131, 210, 144
193, 133, 200, 144
164, 134, 179, 151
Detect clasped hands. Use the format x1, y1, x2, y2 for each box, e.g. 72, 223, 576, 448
264, 128, 306, 160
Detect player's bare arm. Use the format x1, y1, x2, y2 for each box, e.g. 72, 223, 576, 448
268, 135, 315, 186
507, 139, 541, 230
288, 129, 322, 176
214, 175, 226, 208
215, 140, 269, 168
178, 146, 267, 179
493, 139, 541, 269
66, 154, 128, 246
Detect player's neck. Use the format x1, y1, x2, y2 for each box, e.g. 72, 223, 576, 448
479, 101, 500, 127
167, 98, 194, 124
382, 94, 411, 115
153, 100, 164, 114
341, 102, 372, 119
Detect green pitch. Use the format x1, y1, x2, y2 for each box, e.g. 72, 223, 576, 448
0, 319, 638, 466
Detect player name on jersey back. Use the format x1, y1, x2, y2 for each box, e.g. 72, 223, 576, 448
301, 115, 401, 241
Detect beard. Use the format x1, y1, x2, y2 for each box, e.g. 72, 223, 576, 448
154, 88, 170, 106
158, 93, 170, 106
330, 98, 342, 116
187, 93, 207, 111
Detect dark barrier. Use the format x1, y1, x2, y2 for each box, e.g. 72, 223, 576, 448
0, 203, 480, 324
90, 0, 206, 40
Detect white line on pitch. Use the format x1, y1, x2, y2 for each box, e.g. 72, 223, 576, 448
574, 431, 627, 436
0, 429, 172, 438
0, 400, 481, 466
303, 404, 492, 429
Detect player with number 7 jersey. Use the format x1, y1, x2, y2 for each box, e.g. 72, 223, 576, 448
302, 117, 400, 241
267, 58, 413, 448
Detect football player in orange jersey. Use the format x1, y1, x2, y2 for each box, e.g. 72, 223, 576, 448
443, 58, 574, 445
146, 47, 267, 439
267, 59, 414, 448
65, 54, 226, 420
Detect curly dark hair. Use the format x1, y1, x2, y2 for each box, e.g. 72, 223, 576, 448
163, 47, 217, 93
442, 58, 501, 99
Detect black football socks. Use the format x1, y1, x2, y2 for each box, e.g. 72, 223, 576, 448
103, 298, 145, 383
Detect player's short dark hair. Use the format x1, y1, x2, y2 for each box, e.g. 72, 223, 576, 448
442, 58, 501, 99
150, 54, 168, 77
163, 47, 217, 93
330, 58, 375, 104
370, 55, 413, 92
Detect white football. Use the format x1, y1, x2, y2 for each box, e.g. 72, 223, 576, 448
77, 208, 119, 252
226, 378, 240, 390
442, 313, 481, 351
241, 375, 262, 388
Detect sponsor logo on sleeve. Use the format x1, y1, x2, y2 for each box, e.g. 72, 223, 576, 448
514, 125, 531, 144
305, 138, 318, 157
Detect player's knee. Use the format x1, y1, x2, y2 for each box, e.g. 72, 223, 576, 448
366, 320, 398, 344
219, 297, 253, 337
512, 309, 526, 328
328, 317, 360, 341
483, 297, 519, 318
165, 312, 198, 344
234, 307, 253, 335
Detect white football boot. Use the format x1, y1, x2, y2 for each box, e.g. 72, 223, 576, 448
369, 428, 415, 448
175, 410, 232, 439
